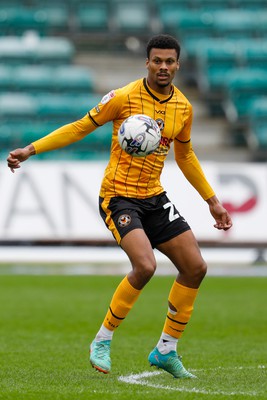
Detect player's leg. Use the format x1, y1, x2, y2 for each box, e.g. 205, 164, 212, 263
90, 228, 156, 373
148, 230, 206, 378
90, 196, 157, 373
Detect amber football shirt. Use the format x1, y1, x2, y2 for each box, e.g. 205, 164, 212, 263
32, 78, 215, 200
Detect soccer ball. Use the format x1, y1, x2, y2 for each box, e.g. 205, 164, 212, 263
118, 114, 161, 157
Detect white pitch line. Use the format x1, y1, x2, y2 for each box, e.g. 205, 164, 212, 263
118, 366, 265, 397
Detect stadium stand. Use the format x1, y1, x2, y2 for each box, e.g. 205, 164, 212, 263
247, 97, 267, 161
0, 0, 267, 161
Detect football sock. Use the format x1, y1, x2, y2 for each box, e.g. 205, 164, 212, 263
162, 281, 199, 340
157, 333, 178, 354
102, 275, 141, 333
95, 324, 114, 342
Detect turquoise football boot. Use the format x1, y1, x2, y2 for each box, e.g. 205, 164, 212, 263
90, 339, 111, 374
148, 347, 196, 379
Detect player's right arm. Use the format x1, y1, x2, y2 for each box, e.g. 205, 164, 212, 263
7, 87, 125, 173
6, 114, 96, 172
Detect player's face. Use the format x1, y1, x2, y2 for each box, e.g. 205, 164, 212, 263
146, 48, 179, 94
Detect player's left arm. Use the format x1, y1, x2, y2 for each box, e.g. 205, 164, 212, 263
174, 104, 232, 231
174, 139, 232, 230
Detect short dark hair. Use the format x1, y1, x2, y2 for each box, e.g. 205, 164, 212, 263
146, 34, 181, 60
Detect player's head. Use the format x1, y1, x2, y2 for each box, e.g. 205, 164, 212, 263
146, 34, 181, 61
146, 34, 180, 92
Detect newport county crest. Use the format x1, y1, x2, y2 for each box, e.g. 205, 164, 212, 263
118, 214, 131, 227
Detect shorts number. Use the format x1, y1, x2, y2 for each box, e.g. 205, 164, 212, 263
163, 202, 179, 222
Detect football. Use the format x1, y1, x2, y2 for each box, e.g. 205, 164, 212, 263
118, 114, 161, 157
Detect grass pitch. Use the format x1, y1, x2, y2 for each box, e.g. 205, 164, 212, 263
0, 274, 266, 400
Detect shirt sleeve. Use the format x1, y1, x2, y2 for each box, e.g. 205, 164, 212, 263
174, 106, 215, 201
88, 88, 124, 127
32, 114, 96, 154
176, 102, 193, 143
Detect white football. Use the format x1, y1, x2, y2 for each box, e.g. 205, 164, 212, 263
118, 114, 161, 157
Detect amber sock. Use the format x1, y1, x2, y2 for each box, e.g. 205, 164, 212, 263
102, 275, 141, 333
162, 281, 199, 340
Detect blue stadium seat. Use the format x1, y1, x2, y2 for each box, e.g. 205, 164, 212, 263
242, 41, 267, 69
0, 36, 75, 65
195, 39, 243, 114
0, 7, 47, 36
0, 65, 95, 93
192, 0, 232, 10
0, 37, 31, 64
112, 1, 152, 33
34, 38, 75, 64
0, 93, 37, 120
0, 65, 13, 90
36, 93, 100, 121
167, 10, 215, 41
212, 10, 263, 38
232, 0, 267, 9
76, 3, 109, 31
246, 97, 267, 160
223, 69, 267, 124
13, 65, 53, 92
54, 66, 95, 93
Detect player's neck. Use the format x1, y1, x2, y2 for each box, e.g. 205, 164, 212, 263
146, 78, 173, 96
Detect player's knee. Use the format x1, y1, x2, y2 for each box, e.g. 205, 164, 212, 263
133, 257, 156, 284
192, 259, 207, 284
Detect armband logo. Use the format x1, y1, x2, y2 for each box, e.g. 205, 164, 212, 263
101, 90, 116, 105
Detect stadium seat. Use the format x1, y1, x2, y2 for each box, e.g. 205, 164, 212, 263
76, 3, 109, 31
168, 11, 215, 41
54, 66, 95, 93
0, 121, 60, 148
13, 65, 53, 92
232, 0, 267, 9
246, 97, 267, 160
34, 38, 75, 64
155, 0, 191, 10
112, 1, 152, 33
0, 65, 13, 90
4, 65, 94, 93
212, 10, 263, 38
0, 93, 37, 120
242, 41, 267, 69
192, 0, 232, 11
34, 6, 69, 32
247, 98, 267, 146
0, 37, 31, 64
36, 93, 100, 121
0, 7, 48, 36
223, 69, 267, 124
196, 40, 241, 90
0, 36, 75, 65
195, 39, 242, 114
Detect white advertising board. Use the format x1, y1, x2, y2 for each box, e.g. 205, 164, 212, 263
0, 161, 266, 243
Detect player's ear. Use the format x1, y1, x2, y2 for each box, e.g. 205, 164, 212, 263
145, 58, 149, 68
177, 61, 180, 70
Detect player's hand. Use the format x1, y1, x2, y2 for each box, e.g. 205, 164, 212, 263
206, 196, 233, 231
7, 145, 36, 173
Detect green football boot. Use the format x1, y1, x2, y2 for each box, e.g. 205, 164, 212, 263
90, 339, 111, 374
148, 347, 196, 379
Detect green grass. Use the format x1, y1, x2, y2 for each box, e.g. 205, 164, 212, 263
0, 275, 266, 400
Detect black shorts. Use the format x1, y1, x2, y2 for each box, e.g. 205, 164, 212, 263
99, 192, 191, 248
